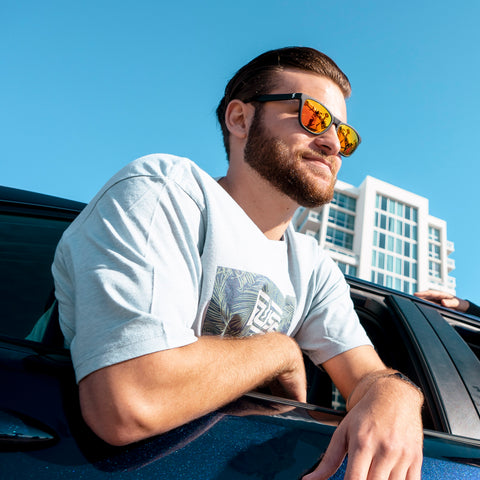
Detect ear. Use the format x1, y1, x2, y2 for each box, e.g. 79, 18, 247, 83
225, 99, 254, 140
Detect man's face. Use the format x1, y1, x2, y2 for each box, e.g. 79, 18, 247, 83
243, 70, 346, 208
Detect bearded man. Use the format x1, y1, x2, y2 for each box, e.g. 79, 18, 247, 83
53, 46, 424, 480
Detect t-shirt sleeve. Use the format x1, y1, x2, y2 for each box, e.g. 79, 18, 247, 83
53, 174, 205, 382
293, 254, 372, 366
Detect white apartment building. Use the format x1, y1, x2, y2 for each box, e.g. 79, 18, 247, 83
293, 175, 456, 296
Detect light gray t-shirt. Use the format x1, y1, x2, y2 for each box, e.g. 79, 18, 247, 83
52, 154, 371, 383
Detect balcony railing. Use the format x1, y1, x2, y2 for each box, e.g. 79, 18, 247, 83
447, 258, 456, 271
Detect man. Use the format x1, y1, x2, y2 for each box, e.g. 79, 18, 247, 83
52, 47, 424, 479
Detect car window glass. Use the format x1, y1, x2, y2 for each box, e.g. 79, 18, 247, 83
0, 214, 70, 340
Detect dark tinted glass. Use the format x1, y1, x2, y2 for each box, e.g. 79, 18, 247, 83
0, 215, 70, 340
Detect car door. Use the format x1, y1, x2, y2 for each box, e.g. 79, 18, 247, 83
388, 295, 480, 439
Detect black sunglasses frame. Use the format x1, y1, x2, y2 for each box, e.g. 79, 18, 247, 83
246, 93, 361, 157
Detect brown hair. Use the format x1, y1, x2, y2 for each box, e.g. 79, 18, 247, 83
216, 46, 352, 156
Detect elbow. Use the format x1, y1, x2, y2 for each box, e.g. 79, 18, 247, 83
77, 368, 191, 446
79, 392, 172, 447
80, 404, 145, 446
93, 422, 147, 447
81, 403, 173, 447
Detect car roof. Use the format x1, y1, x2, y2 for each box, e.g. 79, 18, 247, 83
0, 185, 85, 218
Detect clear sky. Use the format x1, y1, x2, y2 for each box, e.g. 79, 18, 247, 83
2, 1, 479, 305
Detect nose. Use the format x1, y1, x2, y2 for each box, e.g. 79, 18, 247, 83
312, 124, 341, 157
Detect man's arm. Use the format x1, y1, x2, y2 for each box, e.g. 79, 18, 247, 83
304, 345, 424, 480
79, 332, 306, 446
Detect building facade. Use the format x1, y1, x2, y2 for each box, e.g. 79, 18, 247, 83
293, 175, 456, 296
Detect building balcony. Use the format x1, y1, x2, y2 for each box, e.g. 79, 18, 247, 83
325, 245, 358, 261
447, 241, 455, 253
447, 258, 456, 272
447, 276, 456, 289
298, 210, 321, 234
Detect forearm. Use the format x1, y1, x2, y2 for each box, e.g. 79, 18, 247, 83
79, 332, 305, 445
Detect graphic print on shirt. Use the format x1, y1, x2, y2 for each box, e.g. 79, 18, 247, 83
202, 266, 296, 337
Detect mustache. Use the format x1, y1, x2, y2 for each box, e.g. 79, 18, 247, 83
298, 150, 339, 173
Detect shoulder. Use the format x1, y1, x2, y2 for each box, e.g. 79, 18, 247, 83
85, 154, 217, 214
109, 154, 214, 195
60, 154, 218, 241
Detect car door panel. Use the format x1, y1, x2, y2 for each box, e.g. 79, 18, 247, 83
389, 295, 480, 438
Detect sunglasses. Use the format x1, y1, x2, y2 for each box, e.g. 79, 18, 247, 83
247, 93, 361, 157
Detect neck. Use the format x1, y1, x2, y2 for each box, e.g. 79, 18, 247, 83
218, 168, 298, 241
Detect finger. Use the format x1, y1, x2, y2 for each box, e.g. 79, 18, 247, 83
356, 452, 399, 480
385, 455, 421, 480
441, 298, 460, 309
346, 444, 420, 480
414, 291, 441, 303
340, 446, 373, 480
302, 427, 347, 480
405, 456, 423, 480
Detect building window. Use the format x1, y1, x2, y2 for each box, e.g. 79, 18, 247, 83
429, 243, 441, 260
336, 261, 358, 277
429, 261, 441, 278
395, 257, 402, 274
370, 270, 416, 295
372, 194, 419, 293
396, 219, 402, 235
380, 214, 387, 230
386, 255, 394, 272
429, 226, 440, 242
328, 208, 355, 230
326, 226, 353, 250
404, 223, 411, 238
332, 192, 356, 212
379, 233, 386, 249
387, 235, 394, 252
396, 238, 402, 254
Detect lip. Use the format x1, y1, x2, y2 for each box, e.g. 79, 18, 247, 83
302, 154, 333, 174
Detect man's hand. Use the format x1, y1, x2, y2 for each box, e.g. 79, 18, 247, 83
303, 346, 424, 480
414, 289, 470, 313
304, 374, 423, 479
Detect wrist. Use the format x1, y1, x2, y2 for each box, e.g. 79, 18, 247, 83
346, 370, 423, 411
387, 372, 423, 396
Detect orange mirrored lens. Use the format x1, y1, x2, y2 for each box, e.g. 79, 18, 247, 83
337, 124, 359, 156
301, 99, 332, 133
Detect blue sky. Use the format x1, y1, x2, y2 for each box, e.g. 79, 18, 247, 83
2, 1, 479, 304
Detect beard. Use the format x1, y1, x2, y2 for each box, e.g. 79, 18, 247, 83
243, 108, 338, 208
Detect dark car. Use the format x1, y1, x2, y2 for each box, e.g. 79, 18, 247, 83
1, 185, 480, 479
